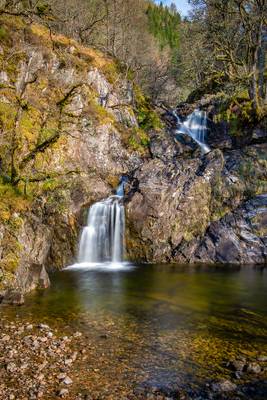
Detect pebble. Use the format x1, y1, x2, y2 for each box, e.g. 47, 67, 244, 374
37, 373, 45, 381
58, 388, 69, 397
38, 324, 50, 330
6, 362, 17, 373
231, 360, 245, 372
63, 376, 73, 385
234, 371, 242, 379
2, 335, 10, 341
0, 320, 80, 399
57, 373, 66, 381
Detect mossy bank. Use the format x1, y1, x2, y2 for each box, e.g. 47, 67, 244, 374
0, 14, 157, 300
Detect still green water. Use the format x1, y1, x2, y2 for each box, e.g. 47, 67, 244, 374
2, 264, 267, 397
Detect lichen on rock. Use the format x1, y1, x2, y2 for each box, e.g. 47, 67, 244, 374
0, 14, 145, 301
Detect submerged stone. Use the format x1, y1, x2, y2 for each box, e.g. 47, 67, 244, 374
211, 380, 237, 392
2, 290, 25, 305
246, 363, 262, 374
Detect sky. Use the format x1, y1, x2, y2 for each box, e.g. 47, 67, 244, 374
155, 0, 192, 16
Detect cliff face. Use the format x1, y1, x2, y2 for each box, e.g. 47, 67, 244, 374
0, 15, 147, 300
0, 16, 266, 303
126, 142, 267, 264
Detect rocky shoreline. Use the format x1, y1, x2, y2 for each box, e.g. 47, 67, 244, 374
0, 316, 84, 399
1, 313, 266, 400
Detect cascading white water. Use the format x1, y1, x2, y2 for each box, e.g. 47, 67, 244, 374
174, 109, 210, 154
78, 176, 127, 264
78, 196, 125, 264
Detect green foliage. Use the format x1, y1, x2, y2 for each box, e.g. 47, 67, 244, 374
0, 26, 8, 40
101, 60, 123, 84
36, 2, 52, 16
87, 98, 115, 124
146, 3, 181, 50
182, 0, 267, 114
186, 73, 227, 103
215, 92, 255, 136
0, 178, 29, 222
238, 157, 267, 198
134, 85, 163, 132
128, 127, 150, 154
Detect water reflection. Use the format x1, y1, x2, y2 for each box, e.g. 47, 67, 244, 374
12, 264, 266, 333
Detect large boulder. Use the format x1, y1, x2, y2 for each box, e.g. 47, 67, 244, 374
175, 195, 267, 264
126, 143, 267, 264
126, 149, 225, 262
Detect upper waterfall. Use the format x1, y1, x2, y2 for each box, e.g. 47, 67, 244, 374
174, 109, 210, 154
116, 176, 128, 197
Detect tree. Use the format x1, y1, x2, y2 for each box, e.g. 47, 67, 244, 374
0, 0, 183, 105
187, 0, 267, 114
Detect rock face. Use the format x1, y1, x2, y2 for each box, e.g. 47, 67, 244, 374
175, 194, 267, 264
126, 143, 267, 264
0, 15, 145, 300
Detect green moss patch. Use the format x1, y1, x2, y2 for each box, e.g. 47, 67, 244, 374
214, 91, 257, 137
133, 85, 163, 132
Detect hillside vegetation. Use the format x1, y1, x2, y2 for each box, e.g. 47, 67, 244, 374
1, 1, 266, 123
179, 0, 267, 132
0, 0, 183, 104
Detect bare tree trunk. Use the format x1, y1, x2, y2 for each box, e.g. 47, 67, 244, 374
258, 27, 267, 104
249, 20, 263, 114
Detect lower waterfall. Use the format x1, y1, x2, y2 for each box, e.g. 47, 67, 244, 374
78, 196, 125, 264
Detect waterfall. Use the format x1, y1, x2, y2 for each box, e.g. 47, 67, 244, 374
116, 176, 127, 197
78, 195, 125, 264
174, 109, 210, 154
78, 196, 125, 264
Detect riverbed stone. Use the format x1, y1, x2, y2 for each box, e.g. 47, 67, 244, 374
1, 290, 25, 305
246, 362, 262, 374
228, 359, 246, 372
63, 376, 73, 385
58, 388, 69, 397
258, 356, 267, 362
57, 373, 67, 381
211, 380, 237, 392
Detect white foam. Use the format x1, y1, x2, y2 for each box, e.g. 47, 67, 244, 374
64, 261, 134, 272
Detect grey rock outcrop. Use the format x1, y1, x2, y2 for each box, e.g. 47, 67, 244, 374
126, 143, 267, 264
175, 195, 267, 264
